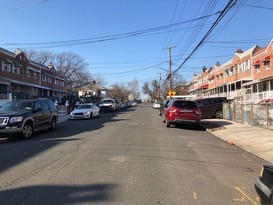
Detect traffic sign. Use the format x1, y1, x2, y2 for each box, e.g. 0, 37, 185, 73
168, 90, 176, 97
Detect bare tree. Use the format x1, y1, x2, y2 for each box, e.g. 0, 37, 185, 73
24, 49, 93, 91
142, 79, 159, 100
24, 49, 54, 65
127, 78, 140, 100
109, 84, 130, 101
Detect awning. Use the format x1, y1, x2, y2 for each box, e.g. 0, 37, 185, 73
262, 56, 270, 62
201, 84, 208, 89
260, 76, 273, 82
253, 60, 261, 66
242, 80, 259, 87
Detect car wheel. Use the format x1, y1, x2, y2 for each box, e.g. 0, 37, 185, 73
215, 110, 223, 119
166, 120, 171, 127
49, 117, 57, 131
21, 122, 34, 139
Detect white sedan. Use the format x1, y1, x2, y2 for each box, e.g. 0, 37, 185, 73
152, 102, 161, 109
70, 103, 100, 120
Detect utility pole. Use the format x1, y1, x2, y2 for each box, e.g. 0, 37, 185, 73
157, 72, 161, 101
163, 46, 176, 91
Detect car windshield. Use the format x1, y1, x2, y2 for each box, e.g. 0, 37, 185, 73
77, 105, 91, 109
173, 101, 197, 109
100, 100, 112, 104
0, 101, 33, 112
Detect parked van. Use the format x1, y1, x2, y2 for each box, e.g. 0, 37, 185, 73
194, 97, 228, 119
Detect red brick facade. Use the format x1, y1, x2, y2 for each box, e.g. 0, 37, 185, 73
0, 47, 67, 102
189, 40, 273, 102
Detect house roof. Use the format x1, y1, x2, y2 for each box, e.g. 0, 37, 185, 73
78, 83, 108, 91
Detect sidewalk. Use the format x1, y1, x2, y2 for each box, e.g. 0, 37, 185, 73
202, 119, 273, 164
57, 114, 70, 123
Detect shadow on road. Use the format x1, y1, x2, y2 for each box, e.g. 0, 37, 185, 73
0, 183, 118, 204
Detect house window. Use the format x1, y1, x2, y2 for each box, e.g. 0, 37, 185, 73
55, 79, 59, 85
238, 63, 243, 73
42, 74, 47, 82
245, 60, 250, 70
255, 65, 261, 73
34, 73, 37, 79
48, 76, 52, 83
2, 60, 11, 72
26, 70, 30, 77
265, 61, 270, 70
12, 66, 20, 74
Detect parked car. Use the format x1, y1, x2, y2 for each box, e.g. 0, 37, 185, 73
0, 98, 58, 139
70, 103, 100, 120
254, 164, 273, 205
194, 97, 228, 119
152, 102, 161, 109
158, 99, 169, 116
98, 98, 117, 112
162, 99, 201, 127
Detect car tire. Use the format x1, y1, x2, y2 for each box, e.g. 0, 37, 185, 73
215, 110, 223, 119
49, 117, 57, 131
166, 120, 171, 127
21, 122, 34, 139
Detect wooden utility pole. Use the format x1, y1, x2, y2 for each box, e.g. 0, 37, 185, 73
163, 46, 176, 91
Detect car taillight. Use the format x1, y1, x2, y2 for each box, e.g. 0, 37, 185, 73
194, 109, 201, 115
169, 107, 176, 113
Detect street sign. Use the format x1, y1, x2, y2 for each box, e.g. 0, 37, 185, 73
168, 90, 176, 97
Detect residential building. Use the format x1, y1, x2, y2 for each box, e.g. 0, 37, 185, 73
77, 81, 109, 103
188, 39, 273, 103
0, 47, 67, 106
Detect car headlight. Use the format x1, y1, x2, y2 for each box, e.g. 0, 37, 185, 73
85, 111, 91, 115
10, 116, 23, 123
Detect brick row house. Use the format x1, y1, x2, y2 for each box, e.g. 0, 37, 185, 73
0, 47, 68, 105
188, 39, 273, 102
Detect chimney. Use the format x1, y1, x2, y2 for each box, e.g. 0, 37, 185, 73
15, 48, 23, 56
202, 66, 207, 73
235, 49, 243, 53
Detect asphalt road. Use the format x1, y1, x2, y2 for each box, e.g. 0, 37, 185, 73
0, 103, 266, 205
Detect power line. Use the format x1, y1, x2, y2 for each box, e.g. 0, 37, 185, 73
171, 0, 239, 77
0, 12, 221, 48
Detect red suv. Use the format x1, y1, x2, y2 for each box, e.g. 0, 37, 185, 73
163, 99, 201, 127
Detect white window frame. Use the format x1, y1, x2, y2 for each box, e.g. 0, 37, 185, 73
26, 70, 30, 77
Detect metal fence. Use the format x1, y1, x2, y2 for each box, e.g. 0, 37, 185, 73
223, 102, 273, 130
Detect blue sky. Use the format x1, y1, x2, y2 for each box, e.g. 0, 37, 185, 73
1, 0, 273, 91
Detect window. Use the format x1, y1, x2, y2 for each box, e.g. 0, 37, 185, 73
255, 65, 261, 73
34, 73, 37, 79
34, 101, 42, 110
12, 66, 20, 74
48, 76, 52, 83
42, 74, 47, 82
40, 101, 49, 111
26, 70, 30, 77
265, 61, 270, 70
2, 60, 11, 72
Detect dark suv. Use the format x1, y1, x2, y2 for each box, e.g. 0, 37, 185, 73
194, 97, 228, 119
0, 98, 58, 139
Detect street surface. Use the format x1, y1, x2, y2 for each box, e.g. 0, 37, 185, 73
0, 103, 266, 205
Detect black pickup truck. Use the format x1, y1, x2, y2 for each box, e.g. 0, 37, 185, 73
0, 98, 58, 139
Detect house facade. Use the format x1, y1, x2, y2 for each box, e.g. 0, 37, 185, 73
77, 81, 109, 103
0, 47, 68, 106
188, 39, 273, 102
